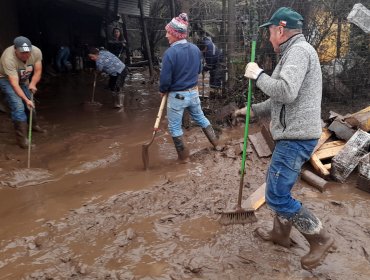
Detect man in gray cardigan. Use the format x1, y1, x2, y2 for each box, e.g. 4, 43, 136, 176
240, 7, 335, 269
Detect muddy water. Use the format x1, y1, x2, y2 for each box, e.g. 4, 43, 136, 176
0, 71, 370, 279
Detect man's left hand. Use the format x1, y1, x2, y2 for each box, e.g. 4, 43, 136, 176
29, 84, 37, 94
244, 62, 264, 80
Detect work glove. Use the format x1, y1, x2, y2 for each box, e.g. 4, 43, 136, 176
231, 106, 256, 125
244, 62, 264, 80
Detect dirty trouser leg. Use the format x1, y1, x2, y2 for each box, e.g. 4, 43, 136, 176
265, 139, 318, 219
186, 91, 210, 130
0, 79, 29, 122
167, 92, 189, 138
167, 92, 191, 161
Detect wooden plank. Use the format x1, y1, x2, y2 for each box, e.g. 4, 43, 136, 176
324, 163, 331, 170
315, 145, 344, 160
313, 128, 333, 153
310, 153, 330, 176
242, 183, 266, 210
318, 140, 346, 150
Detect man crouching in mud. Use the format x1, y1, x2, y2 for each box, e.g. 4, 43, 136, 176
234, 7, 335, 269
159, 13, 218, 163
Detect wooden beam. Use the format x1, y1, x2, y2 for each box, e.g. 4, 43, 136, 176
310, 153, 330, 176
313, 128, 332, 153
242, 183, 266, 211
318, 140, 346, 150
324, 163, 331, 170
315, 145, 344, 160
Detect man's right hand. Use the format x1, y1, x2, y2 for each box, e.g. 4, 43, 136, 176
25, 98, 34, 109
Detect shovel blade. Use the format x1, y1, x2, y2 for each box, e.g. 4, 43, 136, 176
142, 144, 150, 170
142, 132, 156, 170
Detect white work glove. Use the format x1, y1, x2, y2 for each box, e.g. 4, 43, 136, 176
232, 107, 255, 119
244, 62, 264, 80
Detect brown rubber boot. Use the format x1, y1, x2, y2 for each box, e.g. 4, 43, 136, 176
14, 121, 29, 149
32, 112, 46, 133
255, 215, 292, 248
172, 136, 190, 163
202, 125, 219, 150
27, 110, 46, 133
292, 206, 335, 270
300, 229, 335, 270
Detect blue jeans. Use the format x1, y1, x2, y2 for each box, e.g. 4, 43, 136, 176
265, 139, 318, 219
167, 89, 210, 137
56, 46, 71, 72
0, 79, 31, 122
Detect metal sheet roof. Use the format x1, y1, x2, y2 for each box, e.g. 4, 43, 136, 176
72, 0, 151, 17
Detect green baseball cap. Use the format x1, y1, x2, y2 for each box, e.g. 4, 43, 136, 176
260, 7, 304, 29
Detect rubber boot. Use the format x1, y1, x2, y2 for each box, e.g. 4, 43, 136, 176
118, 93, 124, 108
255, 215, 292, 248
112, 93, 122, 108
202, 125, 219, 149
13, 121, 29, 149
292, 206, 335, 270
31, 111, 46, 133
172, 136, 189, 163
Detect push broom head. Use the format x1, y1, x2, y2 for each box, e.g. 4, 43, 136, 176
219, 208, 257, 225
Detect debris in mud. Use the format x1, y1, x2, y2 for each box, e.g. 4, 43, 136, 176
0, 168, 54, 188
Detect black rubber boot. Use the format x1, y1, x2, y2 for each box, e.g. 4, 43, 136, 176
255, 215, 292, 248
31, 111, 46, 133
172, 136, 189, 163
292, 206, 335, 270
13, 121, 29, 149
202, 125, 219, 149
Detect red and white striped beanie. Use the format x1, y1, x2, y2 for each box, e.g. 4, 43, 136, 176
165, 13, 189, 39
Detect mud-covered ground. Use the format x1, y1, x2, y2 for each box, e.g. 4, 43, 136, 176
0, 71, 369, 279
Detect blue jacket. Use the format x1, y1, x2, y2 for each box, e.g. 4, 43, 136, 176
160, 40, 202, 93
202, 37, 223, 69
96, 50, 125, 76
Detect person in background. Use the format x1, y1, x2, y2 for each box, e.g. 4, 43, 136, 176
197, 36, 224, 95
159, 13, 219, 163
108, 27, 127, 61
88, 47, 128, 108
0, 36, 45, 148
55, 45, 72, 73
235, 7, 335, 270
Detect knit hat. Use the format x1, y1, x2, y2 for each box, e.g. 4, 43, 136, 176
165, 13, 189, 39
260, 7, 304, 29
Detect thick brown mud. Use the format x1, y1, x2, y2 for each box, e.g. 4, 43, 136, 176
0, 72, 369, 279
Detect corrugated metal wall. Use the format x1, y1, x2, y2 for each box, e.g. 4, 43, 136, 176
74, 0, 150, 17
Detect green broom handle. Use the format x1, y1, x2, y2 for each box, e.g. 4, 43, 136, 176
240, 39, 257, 177
27, 94, 34, 168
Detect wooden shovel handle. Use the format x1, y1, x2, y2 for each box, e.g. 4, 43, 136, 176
154, 94, 167, 130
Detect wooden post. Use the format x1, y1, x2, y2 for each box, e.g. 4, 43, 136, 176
138, 0, 153, 77
227, 0, 236, 89
169, 0, 176, 18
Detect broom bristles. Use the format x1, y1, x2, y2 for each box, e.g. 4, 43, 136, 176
219, 210, 257, 225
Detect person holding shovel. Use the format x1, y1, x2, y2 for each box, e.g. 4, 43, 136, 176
235, 7, 335, 269
88, 47, 128, 108
160, 13, 219, 163
0, 36, 45, 149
